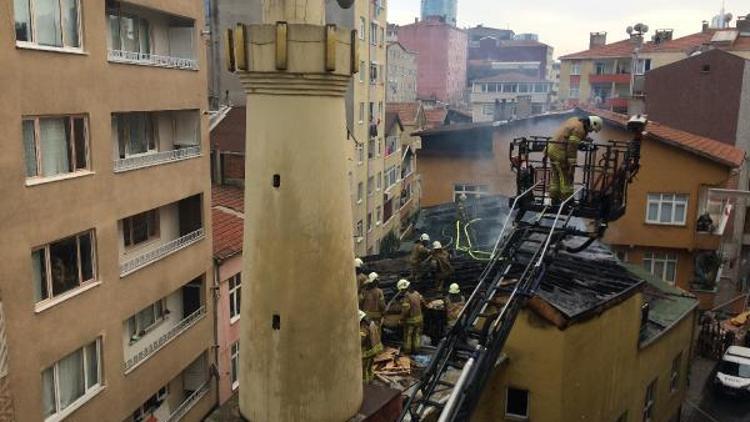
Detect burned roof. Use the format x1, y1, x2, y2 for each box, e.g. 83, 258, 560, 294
366, 196, 645, 327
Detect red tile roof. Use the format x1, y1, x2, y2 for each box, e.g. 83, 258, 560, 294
560, 39, 641, 60
212, 208, 244, 260
212, 185, 244, 213
579, 107, 745, 168
425, 108, 448, 128
211, 106, 246, 153
387, 102, 420, 125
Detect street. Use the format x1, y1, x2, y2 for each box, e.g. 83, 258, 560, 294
682, 357, 750, 422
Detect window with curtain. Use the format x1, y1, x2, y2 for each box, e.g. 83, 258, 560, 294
14, 0, 81, 48
32, 230, 96, 304
123, 209, 159, 247
128, 299, 166, 341
108, 13, 150, 54
643, 252, 678, 284
646, 193, 688, 225
42, 338, 101, 419
114, 113, 158, 158
23, 115, 89, 179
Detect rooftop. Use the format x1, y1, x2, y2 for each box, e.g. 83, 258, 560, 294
386, 102, 422, 126
385, 112, 404, 135
580, 106, 746, 168
210, 106, 246, 153
211, 185, 245, 260
424, 108, 448, 128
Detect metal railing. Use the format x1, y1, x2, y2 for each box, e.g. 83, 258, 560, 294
166, 380, 211, 422
120, 228, 205, 277
114, 146, 201, 173
108, 49, 198, 70
124, 306, 207, 374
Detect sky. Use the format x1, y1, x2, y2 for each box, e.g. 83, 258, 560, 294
388, 0, 747, 57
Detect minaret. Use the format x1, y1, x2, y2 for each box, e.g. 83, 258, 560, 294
226, 0, 363, 420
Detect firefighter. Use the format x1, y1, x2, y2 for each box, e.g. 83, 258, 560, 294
431, 241, 454, 292
410, 233, 432, 282
547, 116, 603, 203
445, 283, 466, 328
355, 257, 367, 291
359, 272, 386, 325
398, 279, 425, 355
360, 310, 383, 384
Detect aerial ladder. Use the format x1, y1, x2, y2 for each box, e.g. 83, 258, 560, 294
397, 116, 647, 422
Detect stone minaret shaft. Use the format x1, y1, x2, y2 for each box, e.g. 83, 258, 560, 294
227, 1, 363, 420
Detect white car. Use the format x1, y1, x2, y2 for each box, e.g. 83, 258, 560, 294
714, 346, 750, 396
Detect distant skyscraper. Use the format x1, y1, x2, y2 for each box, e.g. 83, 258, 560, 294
421, 0, 457, 26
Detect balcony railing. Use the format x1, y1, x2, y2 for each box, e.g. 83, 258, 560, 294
166, 380, 211, 422
114, 146, 201, 173
120, 228, 205, 277
108, 49, 198, 70
588, 73, 631, 84
124, 306, 207, 374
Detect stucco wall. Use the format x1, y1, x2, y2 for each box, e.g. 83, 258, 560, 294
217, 255, 243, 405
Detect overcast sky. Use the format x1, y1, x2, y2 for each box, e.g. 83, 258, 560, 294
389, 0, 747, 57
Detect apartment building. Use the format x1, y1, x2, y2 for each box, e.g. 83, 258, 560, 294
559, 23, 750, 112
387, 42, 418, 103
469, 73, 553, 121
467, 30, 554, 84
1, 1, 215, 421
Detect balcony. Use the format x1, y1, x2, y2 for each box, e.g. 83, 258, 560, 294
106, 1, 197, 71
119, 195, 204, 277
127, 353, 211, 422
605, 97, 629, 109
113, 110, 201, 172
123, 277, 206, 374
588, 73, 631, 84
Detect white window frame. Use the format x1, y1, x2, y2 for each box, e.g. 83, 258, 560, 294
357, 182, 364, 203
128, 299, 167, 344
228, 273, 241, 323
230, 341, 240, 391
384, 166, 399, 191
113, 112, 159, 160
370, 22, 378, 46
505, 387, 529, 419
635, 58, 652, 75
122, 209, 160, 249
643, 379, 656, 422
359, 17, 366, 40
646, 193, 688, 225
643, 252, 678, 284
22, 115, 91, 181
359, 60, 365, 83
32, 230, 97, 306
15, 0, 83, 52
454, 184, 489, 202
570, 61, 582, 76
42, 338, 103, 422
569, 86, 580, 98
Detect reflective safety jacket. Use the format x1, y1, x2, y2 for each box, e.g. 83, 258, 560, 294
547, 117, 588, 162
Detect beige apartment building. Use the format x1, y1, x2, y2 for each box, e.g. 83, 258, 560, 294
1, 1, 215, 421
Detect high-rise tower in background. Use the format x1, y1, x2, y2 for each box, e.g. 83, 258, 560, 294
421, 0, 457, 26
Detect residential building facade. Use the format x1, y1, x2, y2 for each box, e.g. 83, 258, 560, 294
467, 31, 554, 84
470, 73, 553, 121
559, 24, 750, 112
387, 42, 418, 103
2, 0, 215, 421
420, 0, 457, 26
398, 18, 468, 104
467, 25, 514, 49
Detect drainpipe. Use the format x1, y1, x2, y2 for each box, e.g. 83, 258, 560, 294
211, 257, 222, 408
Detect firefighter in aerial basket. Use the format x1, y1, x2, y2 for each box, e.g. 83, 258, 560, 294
547, 116, 603, 203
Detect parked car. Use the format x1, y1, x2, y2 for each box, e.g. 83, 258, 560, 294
713, 346, 750, 397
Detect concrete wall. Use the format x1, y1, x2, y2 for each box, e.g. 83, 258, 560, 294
0, 0, 216, 420
217, 255, 242, 405
387, 43, 418, 103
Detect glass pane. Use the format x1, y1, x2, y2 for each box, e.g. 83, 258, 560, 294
85, 342, 98, 389
50, 236, 80, 296
138, 306, 155, 329
40, 118, 71, 176
654, 261, 665, 280
14, 0, 32, 41
32, 249, 48, 302
79, 232, 93, 281
647, 203, 658, 221
138, 18, 150, 53
61, 0, 79, 47
642, 259, 651, 273
128, 114, 148, 155
58, 348, 85, 410
674, 204, 686, 224
660, 203, 673, 223
108, 15, 120, 50
131, 213, 149, 244
22, 120, 37, 177
120, 16, 139, 52
73, 118, 87, 170
35, 0, 62, 47
666, 262, 676, 283
42, 367, 56, 417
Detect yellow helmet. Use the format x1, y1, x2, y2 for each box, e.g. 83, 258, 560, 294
359, 310, 366, 322
397, 279, 410, 290
367, 272, 379, 284
433, 241, 443, 249
588, 116, 603, 133
449, 283, 461, 294
354, 257, 364, 268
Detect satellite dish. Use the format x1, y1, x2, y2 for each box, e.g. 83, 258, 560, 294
626, 26, 634, 34
725, 13, 733, 22
641, 24, 650, 33
336, 0, 355, 8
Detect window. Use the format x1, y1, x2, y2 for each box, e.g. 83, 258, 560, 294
358, 103, 365, 124
616, 250, 629, 262
376, 206, 382, 225
386, 136, 399, 156
32, 230, 96, 304
503, 83, 518, 93
357, 182, 364, 202
359, 60, 365, 82
229, 273, 241, 323
123, 210, 159, 247
230, 341, 240, 390
127, 299, 166, 342
370, 62, 378, 84
670, 352, 682, 393
378, 102, 383, 120
15, 0, 81, 49
595, 62, 607, 75
646, 193, 688, 225
368, 139, 375, 159
635, 58, 652, 75
569, 85, 580, 98
385, 166, 398, 190
108, 13, 150, 54
367, 176, 374, 195
359, 17, 365, 40
643, 379, 656, 422
376, 172, 382, 190
519, 83, 529, 93
369, 102, 375, 124
113, 113, 158, 159
42, 338, 102, 420
355, 220, 363, 237
367, 212, 373, 231
534, 83, 547, 93
506, 387, 529, 419
370, 23, 377, 45
132, 385, 168, 422
643, 252, 677, 284
379, 27, 385, 45
482, 104, 494, 116
454, 184, 489, 202
570, 61, 582, 75
22, 115, 89, 179
357, 144, 364, 163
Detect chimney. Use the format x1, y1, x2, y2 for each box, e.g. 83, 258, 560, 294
589, 32, 607, 49
702, 20, 710, 33
739, 15, 750, 35
652, 29, 673, 44
414, 17, 419, 24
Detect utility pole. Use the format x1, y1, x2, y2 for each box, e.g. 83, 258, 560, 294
225, 1, 362, 421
